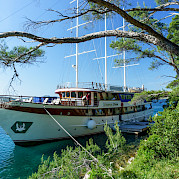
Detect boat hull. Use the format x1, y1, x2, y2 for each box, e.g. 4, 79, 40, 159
0, 107, 117, 146
0, 104, 153, 146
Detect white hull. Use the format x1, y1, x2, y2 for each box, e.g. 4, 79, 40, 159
121, 109, 153, 122
0, 106, 153, 145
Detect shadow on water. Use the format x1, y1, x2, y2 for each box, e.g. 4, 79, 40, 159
0, 101, 165, 179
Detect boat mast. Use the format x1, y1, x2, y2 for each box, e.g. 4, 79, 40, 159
93, 10, 119, 90
66, 0, 95, 88
76, 0, 79, 88
105, 12, 107, 90
113, 9, 139, 91
123, 12, 126, 92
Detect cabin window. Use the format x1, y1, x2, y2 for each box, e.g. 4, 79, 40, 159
78, 92, 83, 98
121, 95, 125, 100
62, 92, 65, 98
114, 108, 119, 115
94, 109, 103, 115
66, 92, 70, 98
94, 93, 97, 99
100, 93, 103, 100
106, 93, 108, 99
71, 92, 76, 98
115, 95, 119, 100
126, 95, 132, 100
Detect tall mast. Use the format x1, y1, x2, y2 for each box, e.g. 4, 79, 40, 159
123, 13, 126, 92
105, 12, 107, 90
76, 0, 79, 87
66, 0, 95, 88
93, 10, 119, 90
113, 8, 139, 90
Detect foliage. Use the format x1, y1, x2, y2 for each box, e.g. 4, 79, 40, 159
130, 90, 169, 105
104, 122, 126, 153
29, 139, 101, 179
122, 157, 179, 178
29, 124, 128, 178
110, 3, 179, 77
167, 15, 179, 45
120, 103, 179, 178
140, 106, 179, 159
155, 0, 174, 5
166, 78, 179, 89
110, 38, 161, 67
0, 40, 45, 68
167, 15, 179, 67
128, 4, 168, 34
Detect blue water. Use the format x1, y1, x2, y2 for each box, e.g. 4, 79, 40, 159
0, 101, 164, 179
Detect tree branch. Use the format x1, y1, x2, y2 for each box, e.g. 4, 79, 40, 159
88, 0, 179, 56
126, 2, 179, 12
154, 13, 179, 24
25, 9, 111, 29
126, 8, 179, 12
0, 30, 178, 57
13, 42, 45, 63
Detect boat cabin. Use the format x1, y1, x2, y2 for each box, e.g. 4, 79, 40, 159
55, 88, 101, 106
55, 87, 135, 107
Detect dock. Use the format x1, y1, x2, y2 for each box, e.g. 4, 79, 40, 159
116, 121, 154, 135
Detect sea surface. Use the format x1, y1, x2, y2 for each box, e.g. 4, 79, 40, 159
0, 101, 165, 179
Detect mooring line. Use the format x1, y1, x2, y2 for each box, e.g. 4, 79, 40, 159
43, 107, 98, 162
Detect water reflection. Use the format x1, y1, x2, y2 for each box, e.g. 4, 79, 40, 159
0, 127, 15, 174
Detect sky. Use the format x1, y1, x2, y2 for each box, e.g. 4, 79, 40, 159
0, 0, 176, 96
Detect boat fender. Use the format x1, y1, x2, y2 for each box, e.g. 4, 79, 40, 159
87, 119, 96, 130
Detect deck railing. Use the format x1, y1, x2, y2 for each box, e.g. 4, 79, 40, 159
56, 82, 146, 92
0, 95, 99, 107
57, 82, 108, 91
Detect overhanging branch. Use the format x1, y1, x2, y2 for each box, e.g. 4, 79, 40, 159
126, 1, 179, 12
13, 42, 46, 63
25, 9, 111, 29
88, 0, 179, 56
0, 30, 179, 56
126, 7, 179, 12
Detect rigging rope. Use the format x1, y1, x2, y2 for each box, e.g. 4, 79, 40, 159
92, 39, 104, 83
44, 106, 113, 178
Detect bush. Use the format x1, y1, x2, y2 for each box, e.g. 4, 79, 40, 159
120, 103, 179, 179
29, 124, 127, 179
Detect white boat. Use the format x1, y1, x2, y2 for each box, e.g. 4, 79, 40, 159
0, 1, 153, 146
0, 84, 153, 146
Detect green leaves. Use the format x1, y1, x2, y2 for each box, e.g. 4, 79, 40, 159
167, 15, 179, 45
28, 123, 128, 178
110, 3, 179, 77
128, 5, 168, 34
0, 40, 45, 68
110, 39, 141, 52
147, 105, 179, 159
155, 0, 173, 5
104, 122, 126, 153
